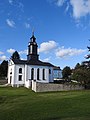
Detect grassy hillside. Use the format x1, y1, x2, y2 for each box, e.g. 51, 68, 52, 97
0, 87, 90, 120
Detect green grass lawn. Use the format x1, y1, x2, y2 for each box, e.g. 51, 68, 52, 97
0, 87, 90, 120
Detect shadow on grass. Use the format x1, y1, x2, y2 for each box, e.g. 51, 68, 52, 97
42, 117, 61, 120
0, 94, 27, 104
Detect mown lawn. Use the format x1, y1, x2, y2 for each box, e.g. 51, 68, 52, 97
0, 87, 90, 120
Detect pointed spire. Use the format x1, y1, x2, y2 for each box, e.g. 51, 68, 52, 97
30, 28, 36, 42
32, 28, 34, 36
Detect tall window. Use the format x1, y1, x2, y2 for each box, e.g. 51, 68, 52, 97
49, 69, 51, 74
43, 69, 45, 80
31, 68, 34, 80
10, 69, 12, 74
30, 45, 33, 54
18, 75, 22, 81
19, 68, 22, 74
37, 68, 39, 80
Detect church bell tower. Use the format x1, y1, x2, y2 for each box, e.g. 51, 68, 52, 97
27, 32, 39, 61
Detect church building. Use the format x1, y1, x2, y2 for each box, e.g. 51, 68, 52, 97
8, 33, 61, 88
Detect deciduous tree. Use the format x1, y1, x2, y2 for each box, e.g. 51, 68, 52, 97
62, 66, 72, 80
0, 60, 8, 78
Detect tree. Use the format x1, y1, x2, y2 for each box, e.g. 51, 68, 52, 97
71, 62, 90, 88
70, 41, 90, 88
82, 40, 90, 68
62, 66, 72, 80
72, 69, 89, 84
0, 60, 8, 78
11, 51, 20, 60
75, 63, 81, 69
86, 46, 90, 59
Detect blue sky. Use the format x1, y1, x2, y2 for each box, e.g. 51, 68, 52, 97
0, 0, 90, 69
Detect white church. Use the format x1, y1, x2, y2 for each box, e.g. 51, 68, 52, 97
8, 33, 62, 88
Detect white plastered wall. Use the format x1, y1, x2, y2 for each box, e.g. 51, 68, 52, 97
25, 65, 54, 88
14, 64, 25, 86
8, 60, 15, 86
8, 60, 25, 87
8, 60, 54, 88
26, 65, 53, 83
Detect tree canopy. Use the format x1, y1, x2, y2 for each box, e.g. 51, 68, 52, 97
11, 51, 20, 60
62, 66, 72, 79
71, 64, 90, 85
0, 60, 8, 79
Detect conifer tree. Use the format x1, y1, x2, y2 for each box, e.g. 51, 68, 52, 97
11, 51, 20, 60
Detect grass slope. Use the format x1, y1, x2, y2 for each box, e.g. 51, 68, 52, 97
0, 87, 90, 120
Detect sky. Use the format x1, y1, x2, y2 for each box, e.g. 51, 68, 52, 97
0, 0, 90, 69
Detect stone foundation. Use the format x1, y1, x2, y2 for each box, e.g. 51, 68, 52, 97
32, 81, 84, 92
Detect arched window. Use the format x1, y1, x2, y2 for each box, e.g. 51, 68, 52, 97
43, 69, 45, 80
19, 68, 22, 74
37, 68, 39, 80
10, 69, 12, 74
49, 69, 51, 74
31, 68, 34, 80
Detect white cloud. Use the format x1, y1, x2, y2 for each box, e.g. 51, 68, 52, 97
48, 0, 66, 6
8, 0, 13, 5
70, 0, 90, 19
0, 56, 7, 61
56, 0, 66, 6
6, 19, 15, 28
0, 51, 4, 55
51, 0, 90, 19
21, 58, 26, 60
25, 23, 30, 29
8, 0, 24, 12
43, 57, 51, 62
56, 46, 86, 58
19, 50, 28, 55
7, 48, 15, 54
65, 2, 70, 12
39, 41, 57, 53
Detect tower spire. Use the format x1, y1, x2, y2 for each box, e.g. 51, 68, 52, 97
32, 28, 34, 36
30, 28, 36, 42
